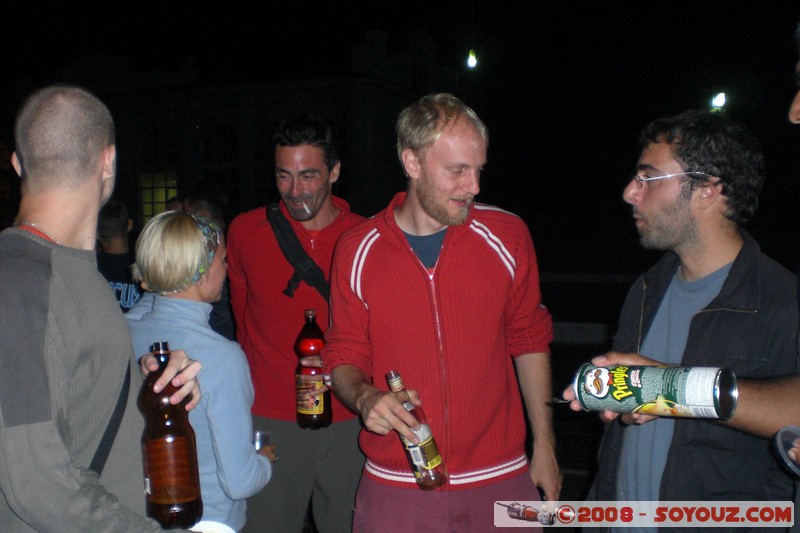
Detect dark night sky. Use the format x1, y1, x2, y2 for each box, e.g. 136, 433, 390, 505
3, 1, 800, 273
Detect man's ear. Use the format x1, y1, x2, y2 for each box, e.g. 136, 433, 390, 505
102, 145, 116, 180
696, 179, 723, 211
329, 161, 341, 184
10, 152, 22, 177
400, 149, 421, 180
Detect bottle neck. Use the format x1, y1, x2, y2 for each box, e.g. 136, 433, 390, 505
393, 388, 411, 405
150, 342, 171, 369
153, 351, 170, 369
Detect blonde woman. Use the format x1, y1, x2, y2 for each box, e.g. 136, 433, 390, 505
128, 211, 274, 531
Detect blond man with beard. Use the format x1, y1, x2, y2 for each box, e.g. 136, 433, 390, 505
323, 93, 560, 532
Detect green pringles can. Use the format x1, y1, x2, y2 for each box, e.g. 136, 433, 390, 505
573, 363, 738, 420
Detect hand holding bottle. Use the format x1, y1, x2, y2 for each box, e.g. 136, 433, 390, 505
294, 309, 332, 428
385, 370, 447, 490
297, 355, 330, 397
138, 342, 203, 528
139, 347, 203, 410
359, 386, 424, 442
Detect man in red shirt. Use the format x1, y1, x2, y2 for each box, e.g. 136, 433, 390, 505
324, 94, 561, 532
227, 116, 365, 532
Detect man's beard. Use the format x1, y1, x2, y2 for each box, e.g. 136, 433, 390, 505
417, 177, 473, 226
637, 195, 697, 251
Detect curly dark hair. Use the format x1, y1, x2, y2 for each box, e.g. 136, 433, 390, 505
795, 21, 800, 54
639, 109, 765, 225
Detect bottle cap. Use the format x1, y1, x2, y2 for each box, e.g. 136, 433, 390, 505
150, 341, 170, 353
305, 309, 316, 319
386, 370, 404, 392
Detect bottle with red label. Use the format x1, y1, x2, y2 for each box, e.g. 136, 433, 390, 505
294, 309, 332, 429
385, 370, 447, 490
138, 341, 202, 528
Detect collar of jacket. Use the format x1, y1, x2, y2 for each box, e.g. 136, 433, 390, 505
640, 228, 762, 317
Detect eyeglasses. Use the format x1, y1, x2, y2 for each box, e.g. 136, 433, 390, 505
631, 171, 711, 189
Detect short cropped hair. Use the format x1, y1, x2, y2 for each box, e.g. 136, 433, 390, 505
183, 188, 228, 230
272, 116, 339, 171
396, 93, 489, 161
639, 109, 764, 225
97, 200, 130, 241
14, 85, 115, 187
133, 211, 222, 295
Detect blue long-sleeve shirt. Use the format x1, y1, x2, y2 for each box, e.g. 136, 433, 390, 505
127, 295, 271, 531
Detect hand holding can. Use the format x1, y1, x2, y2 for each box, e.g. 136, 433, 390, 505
572, 363, 738, 420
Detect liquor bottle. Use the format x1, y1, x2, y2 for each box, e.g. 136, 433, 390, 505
137, 341, 202, 529
294, 309, 332, 429
385, 370, 447, 490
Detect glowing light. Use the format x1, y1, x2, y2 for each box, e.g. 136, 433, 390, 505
467, 49, 478, 69
711, 92, 726, 109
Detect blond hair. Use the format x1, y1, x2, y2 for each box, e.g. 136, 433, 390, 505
133, 211, 221, 294
396, 93, 489, 162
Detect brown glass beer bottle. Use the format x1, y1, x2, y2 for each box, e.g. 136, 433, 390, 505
137, 341, 202, 528
294, 309, 332, 429
386, 370, 447, 490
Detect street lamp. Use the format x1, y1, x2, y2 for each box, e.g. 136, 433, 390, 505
711, 92, 726, 111
466, 49, 478, 69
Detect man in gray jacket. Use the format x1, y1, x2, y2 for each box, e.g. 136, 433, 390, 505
0, 84, 201, 532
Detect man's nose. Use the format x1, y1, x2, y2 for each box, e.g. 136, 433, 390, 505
463, 170, 480, 196
789, 89, 800, 124
290, 177, 303, 195
622, 178, 639, 205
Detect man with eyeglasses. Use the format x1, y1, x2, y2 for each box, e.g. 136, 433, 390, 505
567, 109, 798, 529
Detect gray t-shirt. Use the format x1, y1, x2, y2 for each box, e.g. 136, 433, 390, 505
613, 263, 731, 533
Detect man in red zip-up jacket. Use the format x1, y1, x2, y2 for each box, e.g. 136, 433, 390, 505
324, 93, 561, 532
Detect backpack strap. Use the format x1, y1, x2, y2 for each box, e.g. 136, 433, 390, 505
266, 203, 330, 301
90, 363, 130, 476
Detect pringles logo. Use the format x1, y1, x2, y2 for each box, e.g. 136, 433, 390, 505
582, 365, 634, 401
582, 367, 610, 398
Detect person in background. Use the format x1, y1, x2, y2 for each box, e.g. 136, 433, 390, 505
183, 187, 229, 230
166, 195, 183, 212
561, 109, 797, 533
0, 84, 201, 531
183, 187, 236, 340
96, 199, 141, 312
323, 93, 560, 532
227, 116, 366, 533
128, 210, 274, 531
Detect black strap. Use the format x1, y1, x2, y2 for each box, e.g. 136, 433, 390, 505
266, 203, 330, 301
90, 364, 130, 476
